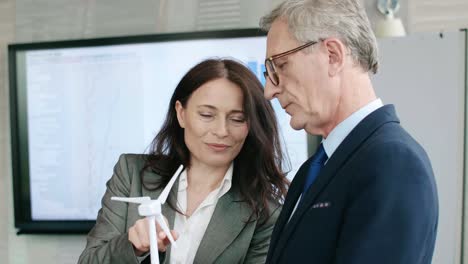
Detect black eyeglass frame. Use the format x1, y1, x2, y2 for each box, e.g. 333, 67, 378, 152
263, 41, 318, 86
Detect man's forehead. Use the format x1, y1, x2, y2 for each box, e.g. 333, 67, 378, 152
265, 19, 299, 56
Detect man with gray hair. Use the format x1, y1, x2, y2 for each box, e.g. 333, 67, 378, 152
260, 0, 438, 263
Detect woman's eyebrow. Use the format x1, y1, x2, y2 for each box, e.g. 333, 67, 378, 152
197, 104, 217, 110
229, 110, 245, 115
197, 105, 244, 114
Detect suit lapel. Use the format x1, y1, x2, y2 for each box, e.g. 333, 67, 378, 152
271, 105, 400, 262
194, 188, 251, 264
267, 158, 313, 257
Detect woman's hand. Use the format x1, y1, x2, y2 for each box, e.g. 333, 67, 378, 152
128, 217, 179, 256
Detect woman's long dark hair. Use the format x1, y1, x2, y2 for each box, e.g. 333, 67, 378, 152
142, 58, 289, 224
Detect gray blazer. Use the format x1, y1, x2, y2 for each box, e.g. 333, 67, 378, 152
78, 154, 281, 264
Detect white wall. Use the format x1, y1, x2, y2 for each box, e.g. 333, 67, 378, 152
410, 0, 468, 32
373, 31, 466, 264
1, 0, 468, 263
0, 0, 15, 262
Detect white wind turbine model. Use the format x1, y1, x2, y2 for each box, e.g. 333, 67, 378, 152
111, 165, 184, 264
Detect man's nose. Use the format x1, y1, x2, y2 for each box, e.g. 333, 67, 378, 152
264, 78, 280, 100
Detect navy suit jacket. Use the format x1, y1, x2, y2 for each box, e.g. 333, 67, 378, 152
266, 105, 438, 264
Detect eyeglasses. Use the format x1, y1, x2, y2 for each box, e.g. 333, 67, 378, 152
263, 41, 317, 86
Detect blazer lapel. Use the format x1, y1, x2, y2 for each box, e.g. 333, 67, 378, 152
271, 105, 400, 262
194, 188, 251, 264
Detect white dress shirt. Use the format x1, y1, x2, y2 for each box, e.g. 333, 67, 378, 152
169, 163, 233, 264
288, 99, 383, 221
322, 98, 383, 158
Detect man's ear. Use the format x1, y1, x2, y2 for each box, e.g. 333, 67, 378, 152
175, 100, 185, 128
323, 38, 346, 76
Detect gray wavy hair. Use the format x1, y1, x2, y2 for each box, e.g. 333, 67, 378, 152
260, 0, 379, 74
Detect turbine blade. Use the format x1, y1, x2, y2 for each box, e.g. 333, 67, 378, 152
156, 214, 177, 248
111, 196, 151, 204
158, 165, 184, 204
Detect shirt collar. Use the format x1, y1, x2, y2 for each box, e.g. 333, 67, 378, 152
322, 98, 383, 159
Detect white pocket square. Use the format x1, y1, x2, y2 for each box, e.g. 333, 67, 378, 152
312, 202, 332, 209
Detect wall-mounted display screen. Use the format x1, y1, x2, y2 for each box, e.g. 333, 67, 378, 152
9, 29, 309, 233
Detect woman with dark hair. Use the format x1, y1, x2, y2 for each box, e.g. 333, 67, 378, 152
78, 58, 289, 264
